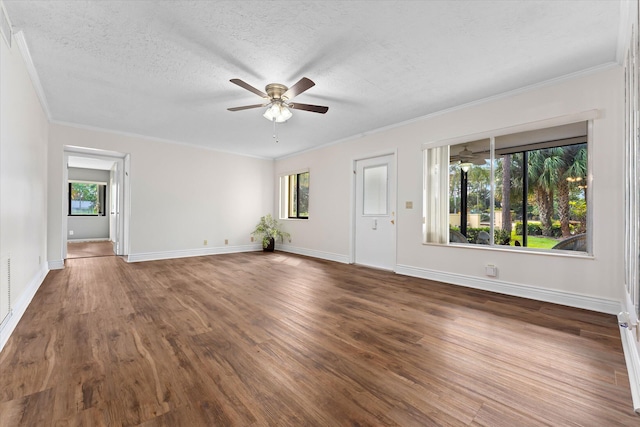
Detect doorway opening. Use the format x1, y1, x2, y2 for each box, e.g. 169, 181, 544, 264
63, 147, 130, 261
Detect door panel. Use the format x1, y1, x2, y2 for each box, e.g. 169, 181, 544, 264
355, 154, 396, 270
110, 161, 122, 255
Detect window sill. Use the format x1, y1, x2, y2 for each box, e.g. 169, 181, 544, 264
422, 241, 594, 259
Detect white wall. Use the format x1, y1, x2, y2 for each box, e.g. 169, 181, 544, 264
67, 167, 110, 240
276, 66, 623, 313
0, 31, 49, 347
48, 125, 274, 263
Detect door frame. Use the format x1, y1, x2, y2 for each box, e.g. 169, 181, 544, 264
350, 150, 398, 268
62, 146, 131, 260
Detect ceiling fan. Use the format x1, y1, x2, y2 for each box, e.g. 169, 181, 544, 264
227, 77, 329, 123
450, 146, 487, 166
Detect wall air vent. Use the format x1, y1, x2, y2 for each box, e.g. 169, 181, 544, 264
0, 3, 11, 48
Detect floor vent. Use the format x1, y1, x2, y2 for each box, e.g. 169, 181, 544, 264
0, 3, 11, 48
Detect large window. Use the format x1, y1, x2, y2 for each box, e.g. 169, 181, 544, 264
425, 120, 590, 253
69, 181, 106, 216
280, 171, 309, 219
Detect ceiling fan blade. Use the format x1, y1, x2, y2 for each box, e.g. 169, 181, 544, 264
282, 77, 315, 100
230, 79, 268, 98
289, 102, 329, 114
227, 103, 268, 112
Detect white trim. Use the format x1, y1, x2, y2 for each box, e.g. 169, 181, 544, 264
424, 239, 594, 259
618, 316, 640, 414
617, 0, 634, 64
625, 292, 640, 326
62, 148, 131, 263
122, 154, 131, 256
68, 179, 108, 185
0, 265, 48, 353
278, 167, 310, 177
278, 244, 350, 264
13, 31, 51, 120
395, 264, 620, 314
54, 120, 272, 160
421, 110, 600, 150
68, 238, 110, 243
48, 260, 64, 270
586, 119, 595, 254
64, 145, 127, 160
126, 244, 262, 263
62, 152, 69, 259
276, 63, 617, 161
0, 1, 12, 48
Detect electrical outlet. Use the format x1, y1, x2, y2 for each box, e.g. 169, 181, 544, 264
250, 236, 254, 242
203, 239, 208, 246
225, 239, 228, 245
69, 230, 74, 236
485, 265, 498, 277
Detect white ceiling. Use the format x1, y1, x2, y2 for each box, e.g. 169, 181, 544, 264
4, 1, 622, 159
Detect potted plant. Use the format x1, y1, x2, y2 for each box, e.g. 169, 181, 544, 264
251, 214, 290, 252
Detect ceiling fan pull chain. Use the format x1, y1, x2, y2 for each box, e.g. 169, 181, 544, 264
273, 118, 279, 143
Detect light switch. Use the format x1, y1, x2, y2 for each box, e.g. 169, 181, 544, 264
405, 201, 413, 209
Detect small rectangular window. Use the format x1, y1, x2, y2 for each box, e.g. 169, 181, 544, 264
69, 181, 107, 216
281, 171, 309, 219
363, 164, 388, 215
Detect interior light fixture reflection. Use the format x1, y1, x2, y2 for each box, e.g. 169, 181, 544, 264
459, 162, 472, 173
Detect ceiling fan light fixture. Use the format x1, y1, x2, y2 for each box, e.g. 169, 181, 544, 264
263, 102, 292, 123
278, 105, 292, 122
460, 162, 472, 173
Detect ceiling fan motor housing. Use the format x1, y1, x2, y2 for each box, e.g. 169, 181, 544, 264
265, 83, 288, 100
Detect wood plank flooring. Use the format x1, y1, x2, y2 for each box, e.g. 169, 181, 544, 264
67, 241, 115, 259
0, 252, 636, 426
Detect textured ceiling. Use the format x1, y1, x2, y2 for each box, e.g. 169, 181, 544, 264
4, 1, 622, 159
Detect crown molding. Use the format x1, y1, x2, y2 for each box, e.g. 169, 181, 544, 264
51, 119, 273, 161
13, 30, 51, 120
276, 62, 619, 161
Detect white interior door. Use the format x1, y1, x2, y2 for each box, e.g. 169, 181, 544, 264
109, 161, 121, 255
354, 154, 396, 270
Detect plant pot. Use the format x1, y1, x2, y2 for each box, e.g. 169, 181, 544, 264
263, 237, 275, 252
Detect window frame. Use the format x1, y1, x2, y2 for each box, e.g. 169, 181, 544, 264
422, 111, 597, 255
68, 180, 107, 216
279, 170, 309, 220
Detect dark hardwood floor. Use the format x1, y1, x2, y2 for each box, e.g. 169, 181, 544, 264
0, 252, 636, 426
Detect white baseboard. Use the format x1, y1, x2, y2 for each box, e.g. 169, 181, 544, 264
48, 259, 64, 270
0, 265, 48, 353
68, 238, 110, 243
395, 264, 621, 314
618, 318, 640, 414
126, 244, 261, 263
278, 244, 350, 264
